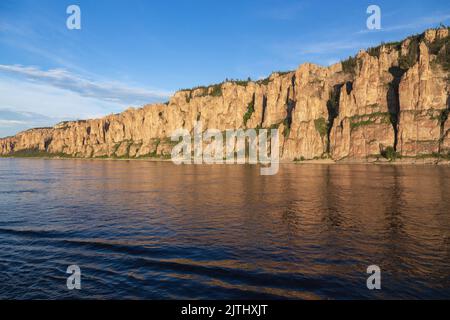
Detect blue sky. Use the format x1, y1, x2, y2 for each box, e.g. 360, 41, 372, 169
1, 0, 449, 137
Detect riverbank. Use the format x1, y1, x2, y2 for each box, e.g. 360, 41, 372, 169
2, 154, 450, 165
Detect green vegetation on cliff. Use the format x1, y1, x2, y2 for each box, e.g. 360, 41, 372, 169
399, 36, 420, 70
243, 98, 255, 127
349, 112, 391, 131
314, 117, 328, 138
428, 31, 450, 71
0, 148, 72, 158
367, 41, 402, 58
381, 146, 400, 161
341, 56, 358, 75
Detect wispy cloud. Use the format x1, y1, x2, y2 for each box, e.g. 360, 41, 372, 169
0, 108, 62, 137
0, 119, 27, 125
0, 17, 76, 68
0, 64, 172, 106
0, 108, 53, 122
0, 76, 120, 116
295, 40, 370, 55
0, 75, 132, 137
269, 37, 370, 65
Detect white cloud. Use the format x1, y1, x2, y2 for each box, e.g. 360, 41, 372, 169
0, 119, 27, 125
0, 107, 61, 137
0, 75, 125, 120
0, 64, 172, 106
0, 75, 135, 137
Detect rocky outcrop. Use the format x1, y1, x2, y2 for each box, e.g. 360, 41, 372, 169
398, 31, 450, 157
1, 28, 449, 162
330, 47, 399, 160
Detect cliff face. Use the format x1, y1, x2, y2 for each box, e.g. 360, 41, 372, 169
1, 28, 449, 161
329, 48, 398, 160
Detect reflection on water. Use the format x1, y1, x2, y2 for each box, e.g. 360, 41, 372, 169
0, 158, 449, 299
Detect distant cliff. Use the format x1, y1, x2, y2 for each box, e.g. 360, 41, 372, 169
1, 28, 449, 162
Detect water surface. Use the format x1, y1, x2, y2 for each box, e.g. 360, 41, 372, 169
0, 158, 449, 299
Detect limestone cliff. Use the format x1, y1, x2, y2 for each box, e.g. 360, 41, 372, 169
1, 28, 449, 162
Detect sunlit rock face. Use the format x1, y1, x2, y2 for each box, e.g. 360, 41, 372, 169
397, 29, 450, 157
1, 28, 449, 161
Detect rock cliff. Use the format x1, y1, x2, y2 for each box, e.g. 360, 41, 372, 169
1, 28, 449, 162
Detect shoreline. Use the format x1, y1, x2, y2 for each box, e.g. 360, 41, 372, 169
1, 155, 449, 165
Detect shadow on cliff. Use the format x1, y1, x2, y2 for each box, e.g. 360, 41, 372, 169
439, 95, 450, 153
387, 66, 406, 151
325, 83, 348, 154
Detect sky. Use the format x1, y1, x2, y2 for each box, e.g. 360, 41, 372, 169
0, 0, 449, 137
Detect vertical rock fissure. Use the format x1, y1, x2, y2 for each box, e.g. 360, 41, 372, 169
326, 84, 344, 154
280, 74, 297, 139
243, 93, 256, 128
281, 83, 296, 157
103, 121, 110, 136
44, 137, 53, 152
284, 88, 296, 135
260, 95, 267, 127
387, 67, 405, 151
438, 95, 450, 153
291, 74, 296, 96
